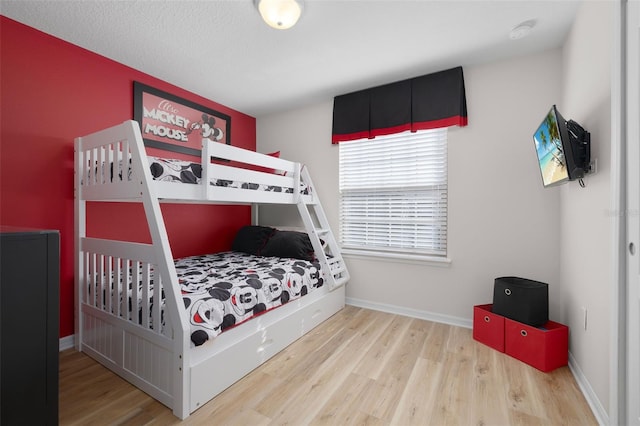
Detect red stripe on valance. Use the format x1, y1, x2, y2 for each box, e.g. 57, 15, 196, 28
332, 66, 467, 144
370, 123, 412, 139
411, 115, 468, 132
331, 130, 371, 144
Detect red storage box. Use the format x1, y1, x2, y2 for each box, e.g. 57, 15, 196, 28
504, 318, 568, 372
473, 304, 505, 352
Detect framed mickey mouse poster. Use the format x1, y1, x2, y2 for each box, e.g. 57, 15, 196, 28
133, 81, 231, 157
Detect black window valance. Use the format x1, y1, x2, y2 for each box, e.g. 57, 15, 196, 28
332, 66, 467, 144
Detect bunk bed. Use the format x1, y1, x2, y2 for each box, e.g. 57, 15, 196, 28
74, 120, 349, 419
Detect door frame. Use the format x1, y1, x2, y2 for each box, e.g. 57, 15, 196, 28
611, 0, 626, 422
625, 0, 640, 424
612, 0, 640, 424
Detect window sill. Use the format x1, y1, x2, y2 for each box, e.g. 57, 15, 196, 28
341, 248, 452, 267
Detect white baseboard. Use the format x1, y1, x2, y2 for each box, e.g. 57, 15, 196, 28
345, 297, 473, 329
568, 352, 608, 425
59, 334, 75, 351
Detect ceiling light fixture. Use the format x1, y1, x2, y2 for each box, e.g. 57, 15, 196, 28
509, 19, 537, 40
255, 0, 303, 30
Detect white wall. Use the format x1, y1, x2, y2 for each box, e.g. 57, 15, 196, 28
257, 49, 564, 323
256, 4, 617, 418
560, 0, 613, 416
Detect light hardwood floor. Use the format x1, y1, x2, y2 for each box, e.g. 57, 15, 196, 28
59, 306, 597, 425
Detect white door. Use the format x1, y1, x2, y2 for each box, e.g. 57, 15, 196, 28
627, 0, 640, 424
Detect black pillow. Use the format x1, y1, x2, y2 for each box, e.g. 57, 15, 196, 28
261, 230, 314, 261
232, 225, 276, 255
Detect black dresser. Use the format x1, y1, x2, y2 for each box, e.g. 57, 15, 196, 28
1, 228, 59, 425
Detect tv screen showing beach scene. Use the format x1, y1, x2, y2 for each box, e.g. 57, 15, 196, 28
533, 107, 569, 187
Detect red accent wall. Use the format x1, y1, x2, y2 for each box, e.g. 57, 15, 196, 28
0, 17, 256, 338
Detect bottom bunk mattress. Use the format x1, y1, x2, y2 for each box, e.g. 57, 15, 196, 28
177, 252, 324, 346
94, 250, 325, 347
92, 252, 324, 347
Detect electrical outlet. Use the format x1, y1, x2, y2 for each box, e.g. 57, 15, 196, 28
581, 307, 588, 331
589, 158, 597, 175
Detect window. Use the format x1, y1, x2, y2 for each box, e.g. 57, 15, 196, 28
338, 128, 448, 259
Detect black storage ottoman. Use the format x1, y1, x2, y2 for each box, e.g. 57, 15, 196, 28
492, 276, 549, 327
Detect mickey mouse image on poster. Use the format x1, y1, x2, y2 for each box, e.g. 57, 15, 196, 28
187, 113, 225, 141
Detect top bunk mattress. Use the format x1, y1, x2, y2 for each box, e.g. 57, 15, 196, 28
149, 157, 309, 194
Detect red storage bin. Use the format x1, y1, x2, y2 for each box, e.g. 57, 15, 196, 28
504, 318, 568, 372
473, 304, 505, 352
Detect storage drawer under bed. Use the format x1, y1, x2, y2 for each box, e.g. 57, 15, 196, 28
189, 286, 345, 412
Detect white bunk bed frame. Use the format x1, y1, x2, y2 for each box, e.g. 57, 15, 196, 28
74, 120, 349, 419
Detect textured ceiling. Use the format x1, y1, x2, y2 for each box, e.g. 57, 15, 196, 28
1, 0, 581, 117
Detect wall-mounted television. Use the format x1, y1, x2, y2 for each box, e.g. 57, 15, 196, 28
533, 105, 591, 187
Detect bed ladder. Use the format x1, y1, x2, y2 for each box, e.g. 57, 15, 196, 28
297, 167, 350, 290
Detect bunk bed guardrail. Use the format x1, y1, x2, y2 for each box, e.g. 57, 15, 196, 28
74, 120, 348, 418
75, 121, 190, 414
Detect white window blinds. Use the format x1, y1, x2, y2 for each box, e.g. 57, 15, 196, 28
339, 128, 448, 257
